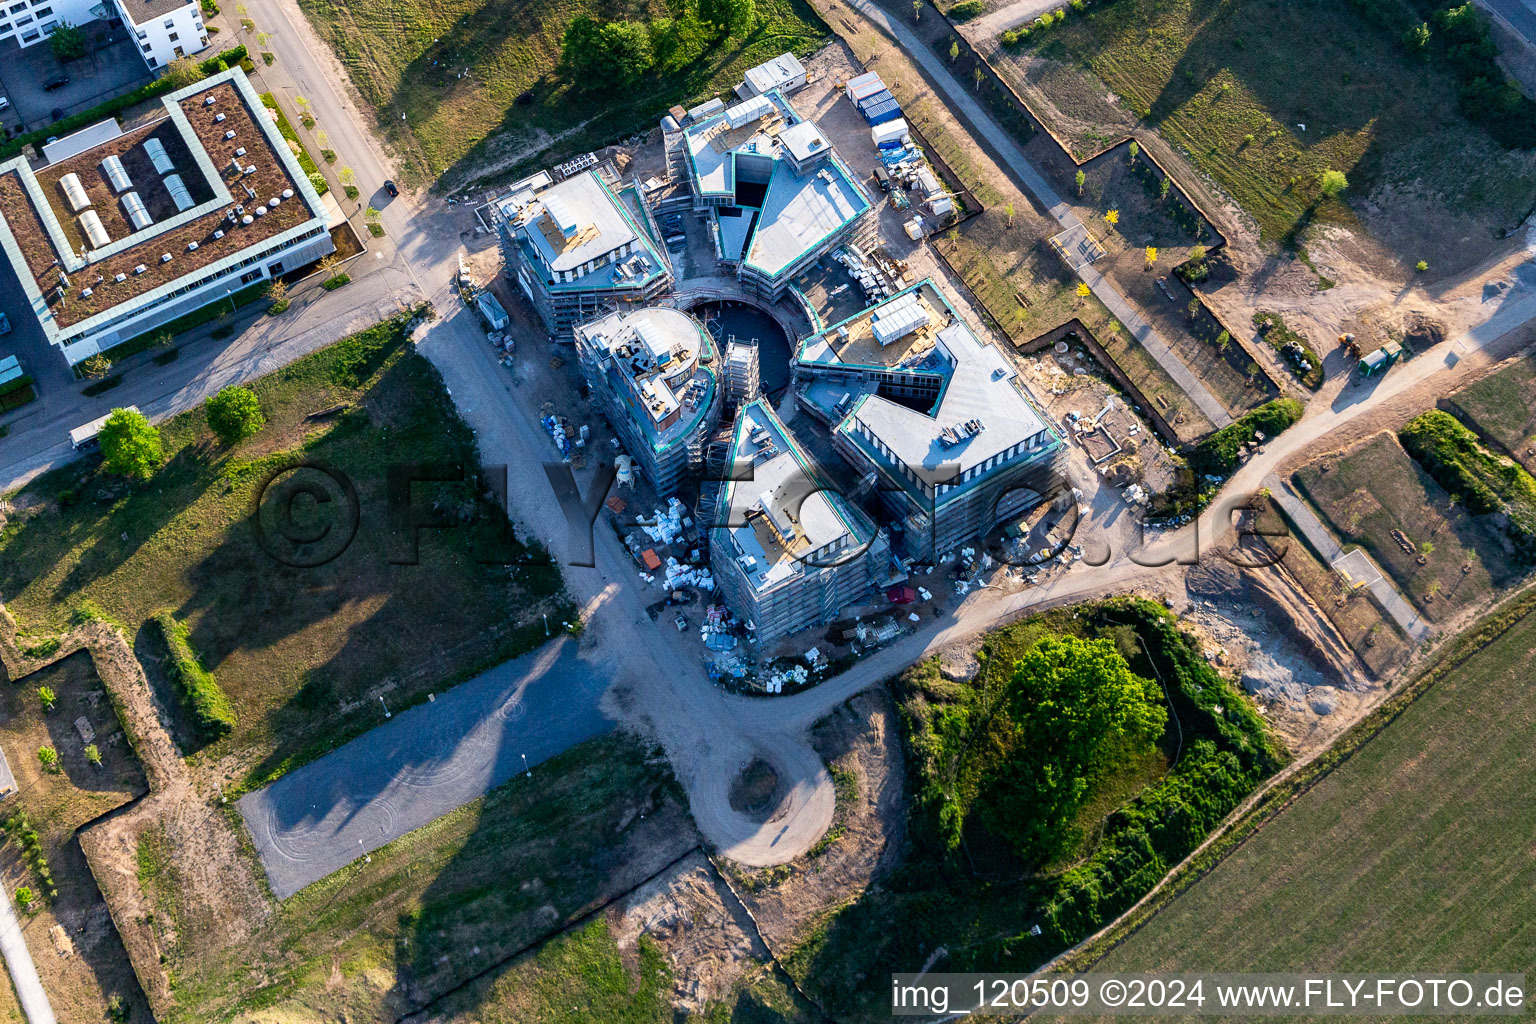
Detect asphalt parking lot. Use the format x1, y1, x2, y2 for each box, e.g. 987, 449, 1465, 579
0, 24, 151, 137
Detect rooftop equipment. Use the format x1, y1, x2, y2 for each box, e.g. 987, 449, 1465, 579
724, 93, 774, 129
100, 155, 133, 193
77, 210, 111, 248
58, 173, 91, 212
871, 301, 929, 347
143, 137, 175, 175
542, 193, 580, 237
163, 173, 195, 212
121, 191, 154, 230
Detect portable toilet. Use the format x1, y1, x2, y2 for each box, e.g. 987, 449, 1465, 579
1357, 341, 1402, 377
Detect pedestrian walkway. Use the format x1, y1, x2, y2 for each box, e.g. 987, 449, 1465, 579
1266, 475, 1430, 641
0, 883, 56, 1024
845, 0, 1233, 428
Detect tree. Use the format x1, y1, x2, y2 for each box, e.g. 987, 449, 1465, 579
315, 128, 331, 150
913, 0, 921, 19
1319, 169, 1348, 198
1104, 208, 1119, 225
1158, 177, 1170, 202
363, 206, 380, 223
98, 408, 162, 480
307, 171, 329, 195
1127, 139, 1138, 163
48, 20, 87, 62
1187, 297, 1199, 320
84, 745, 101, 767
205, 385, 265, 444
294, 95, 311, 117
36, 746, 58, 773
1416, 259, 1429, 272
972, 635, 1167, 861
1145, 245, 1158, 269
560, 15, 655, 88
319, 253, 340, 279
1074, 169, 1085, 196
79, 354, 112, 380
725, 0, 754, 36
339, 166, 357, 188
1404, 20, 1431, 55
1075, 281, 1090, 305
949, 39, 960, 62
1216, 329, 1232, 352
973, 65, 985, 92
13, 888, 33, 913
1004, 200, 1015, 227
162, 56, 208, 89
36, 687, 56, 713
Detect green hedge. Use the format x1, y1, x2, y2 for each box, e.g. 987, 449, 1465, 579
0, 373, 33, 399
1189, 398, 1304, 478
0, 47, 248, 160
151, 612, 237, 742
949, 0, 985, 19
258, 93, 320, 177
1400, 409, 1536, 557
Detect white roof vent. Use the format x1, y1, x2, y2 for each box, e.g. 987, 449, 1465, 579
133, 264, 147, 275
224, 129, 237, 141
254, 206, 267, 217
234, 147, 246, 157
214, 112, 226, 123
80, 287, 93, 298
268, 197, 280, 208
213, 228, 225, 239
187, 240, 198, 251
241, 214, 253, 225
244, 165, 257, 175
78, 210, 111, 248
203, 94, 216, 106
160, 253, 172, 263
281, 188, 294, 199
114, 273, 127, 283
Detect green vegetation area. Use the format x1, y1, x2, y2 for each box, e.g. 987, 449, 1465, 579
1294, 432, 1505, 620
257, 93, 322, 177
148, 612, 237, 745
1090, 586, 1536, 982
1188, 397, 1303, 477
0, 654, 150, 1023
295, 0, 830, 184
0, 312, 569, 792
1000, 0, 1536, 243
780, 598, 1282, 1022
1399, 410, 1536, 560
1444, 355, 1536, 473
149, 734, 696, 1022
1252, 310, 1324, 389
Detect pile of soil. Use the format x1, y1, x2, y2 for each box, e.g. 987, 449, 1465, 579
728, 759, 784, 818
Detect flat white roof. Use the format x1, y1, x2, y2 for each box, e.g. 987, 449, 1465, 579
506, 170, 639, 274
744, 157, 864, 277
744, 52, 806, 95
43, 120, 125, 165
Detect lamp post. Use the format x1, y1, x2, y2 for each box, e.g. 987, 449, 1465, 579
521, 753, 531, 778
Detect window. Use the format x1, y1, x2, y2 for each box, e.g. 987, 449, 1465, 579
0, 22, 10, 32
39, 17, 53, 29
167, 30, 176, 39
146, 55, 157, 65
162, 17, 172, 26
8, 4, 25, 14
34, 5, 50, 15
19, 25, 36, 38
14, 13, 30, 23
141, 40, 150, 51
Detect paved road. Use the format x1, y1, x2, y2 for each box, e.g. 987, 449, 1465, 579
0, 884, 54, 1024
1480, 0, 1536, 47
1266, 475, 1430, 641
238, 636, 614, 898
849, 0, 1234, 428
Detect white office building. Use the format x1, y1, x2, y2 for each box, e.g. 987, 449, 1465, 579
114, 0, 208, 70
0, 0, 96, 49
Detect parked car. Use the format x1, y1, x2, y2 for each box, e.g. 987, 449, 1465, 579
871, 164, 891, 192
43, 75, 70, 92
383, 179, 399, 197
0, 312, 11, 335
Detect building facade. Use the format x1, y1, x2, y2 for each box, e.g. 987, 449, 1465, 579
0, 66, 333, 365
115, 0, 209, 71
496, 169, 673, 337
795, 280, 1066, 559
0, 0, 93, 49
573, 306, 721, 496
708, 397, 891, 646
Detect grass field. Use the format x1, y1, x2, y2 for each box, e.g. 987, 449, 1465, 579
1, 653, 150, 1024
1092, 589, 1536, 987
1446, 354, 1536, 473
296, 0, 830, 184
0, 312, 569, 792
150, 734, 696, 1022
1294, 433, 1507, 621
996, 0, 1536, 244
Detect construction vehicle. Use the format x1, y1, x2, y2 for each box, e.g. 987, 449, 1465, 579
1338, 332, 1360, 358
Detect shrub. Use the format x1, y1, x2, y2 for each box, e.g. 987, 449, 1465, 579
13, 887, 33, 912
322, 273, 352, 290
1399, 410, 1536, 557
205, 385, 265, 444
36, 746, 58, 772
36, 686, 56, 712
151, 612, 237, 742
1415, 259, 1429, 272
949, 0, 984, 20
1001, 28, 1019, 45
1189, 398, 1304, 477
307, 171, 330, 196
84, 745, 101, 767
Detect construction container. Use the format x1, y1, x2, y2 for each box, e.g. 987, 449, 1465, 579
871, 118, 910, 149
845, 71, 885, 104
860, 97, 903, 126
